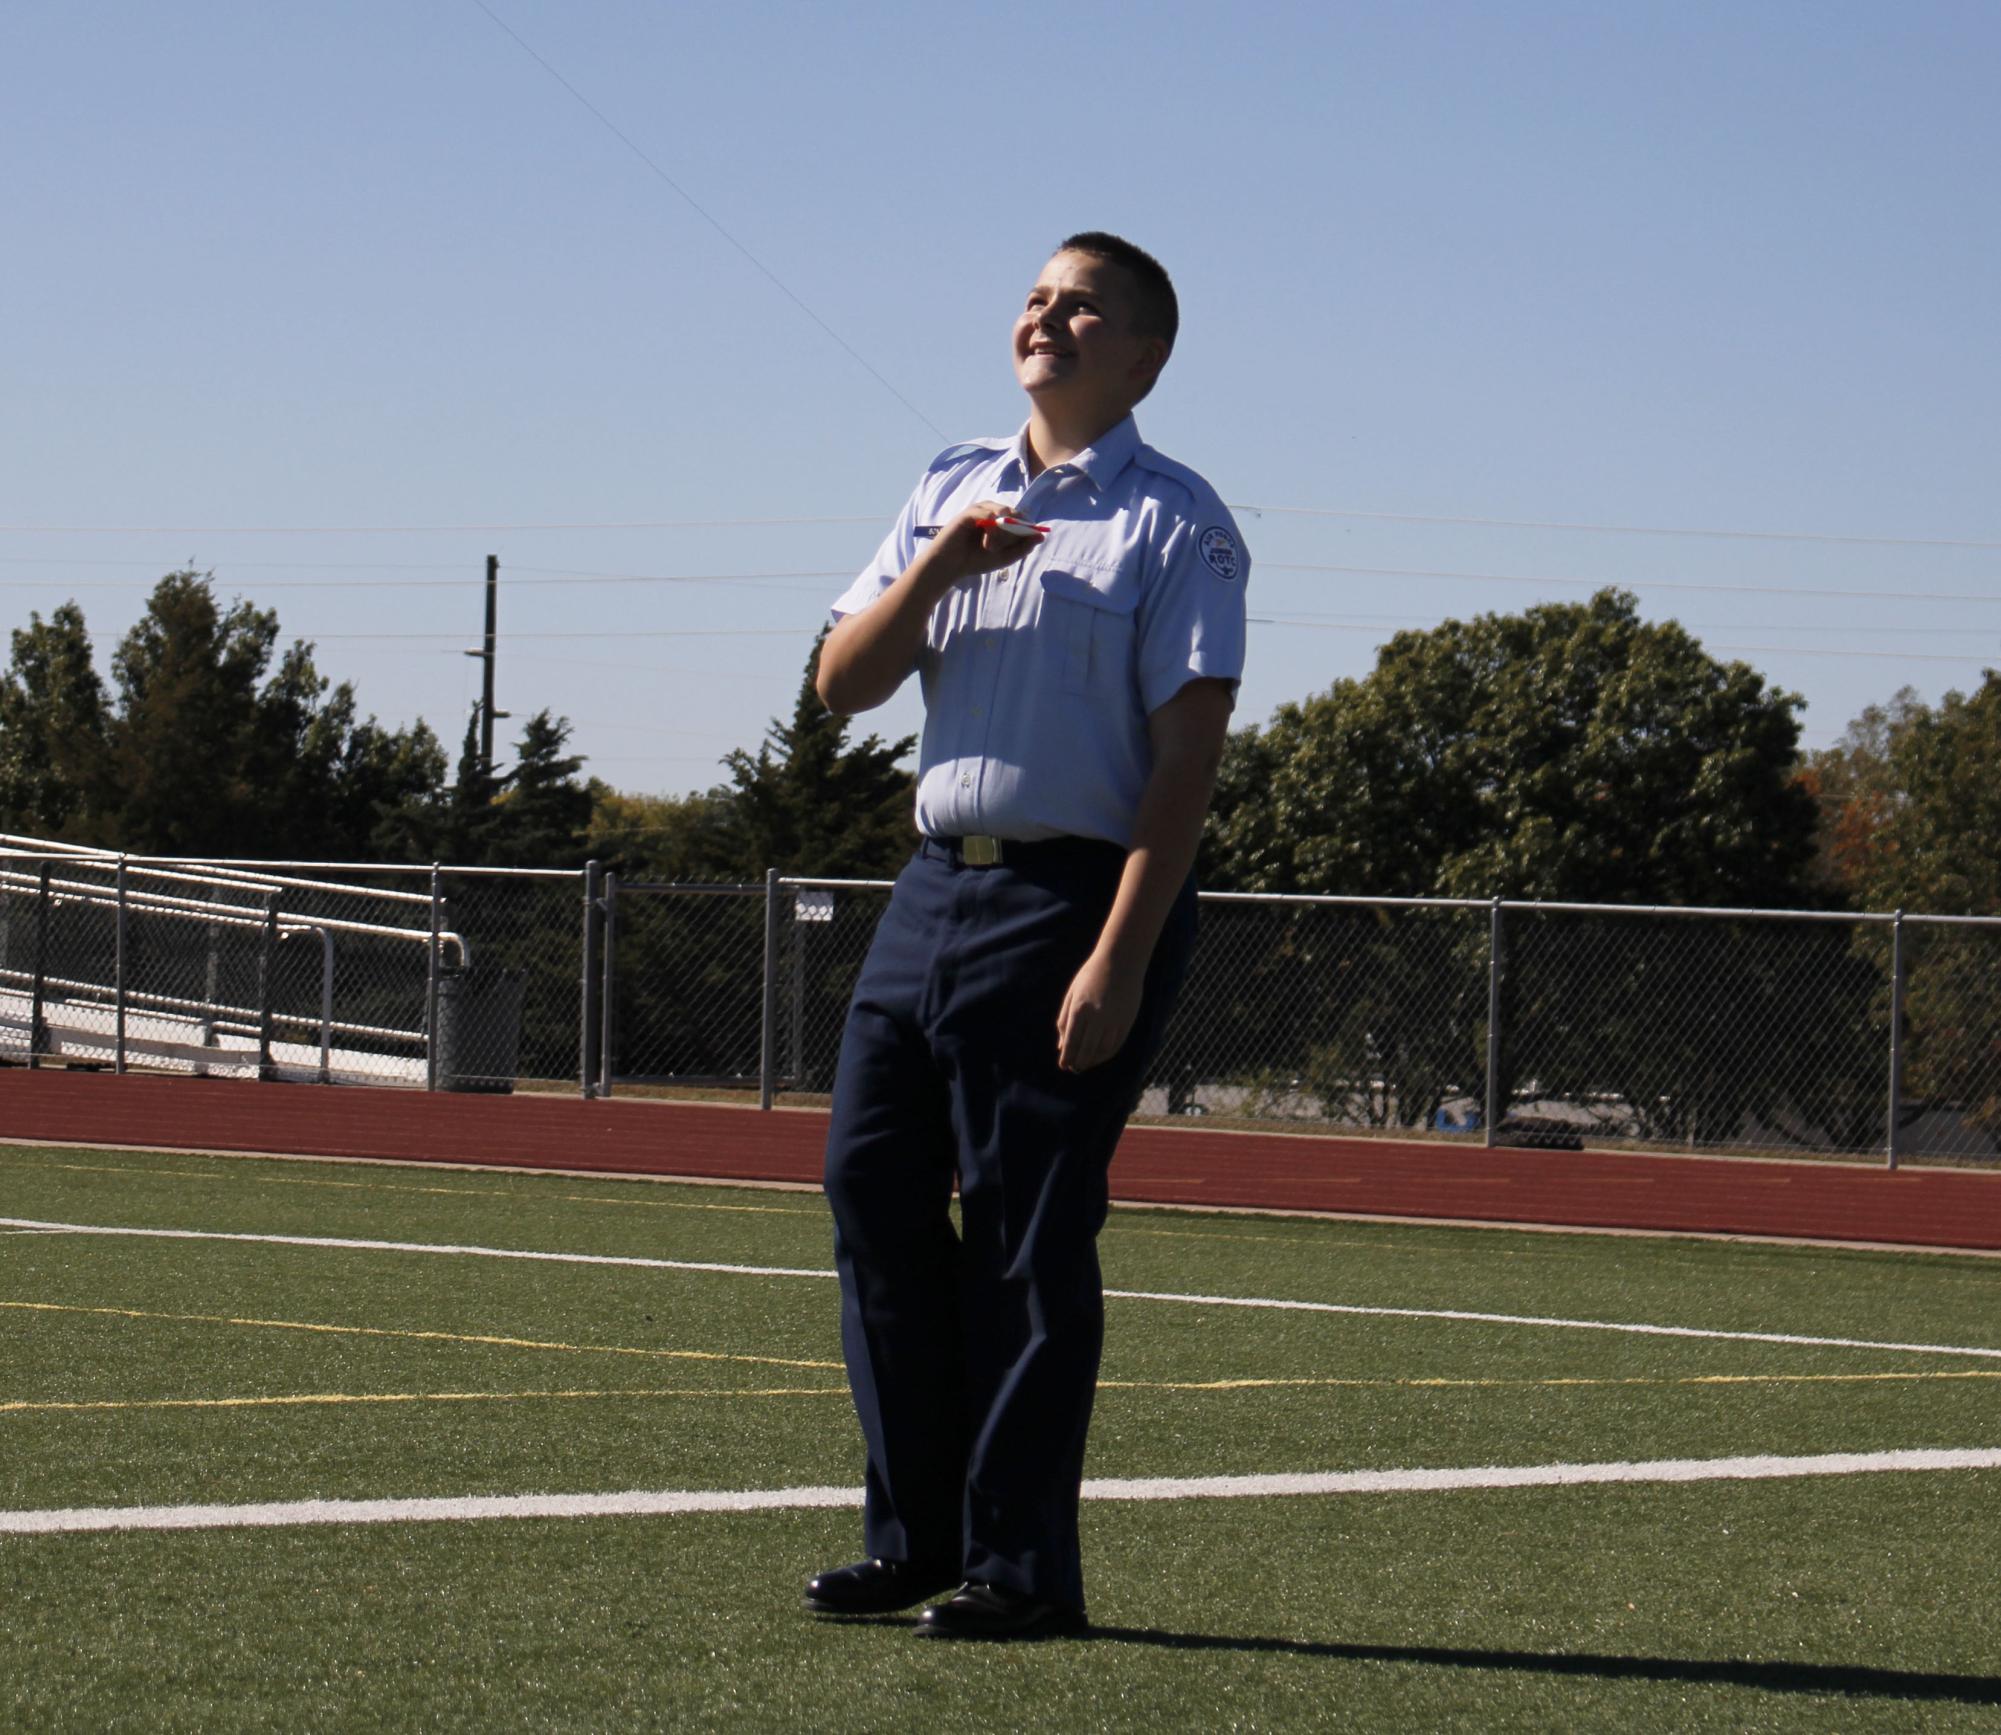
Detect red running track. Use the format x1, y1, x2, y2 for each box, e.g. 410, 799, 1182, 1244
3, 1070, 1998, 1253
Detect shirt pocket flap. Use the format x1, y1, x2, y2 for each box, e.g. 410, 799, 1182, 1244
1037, 558, 1137, 616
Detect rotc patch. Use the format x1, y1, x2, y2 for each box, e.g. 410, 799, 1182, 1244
1199, 526, 1241, 582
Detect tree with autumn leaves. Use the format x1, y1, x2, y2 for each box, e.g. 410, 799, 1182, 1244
1802, 679, 2001, 1139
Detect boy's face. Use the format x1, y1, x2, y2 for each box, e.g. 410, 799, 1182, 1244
1012, 250, 1167, 418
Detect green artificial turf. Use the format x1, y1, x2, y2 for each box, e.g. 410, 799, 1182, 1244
3, 1140, 1999, 1730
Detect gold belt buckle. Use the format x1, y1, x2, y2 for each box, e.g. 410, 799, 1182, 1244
961, 835, 1003, 866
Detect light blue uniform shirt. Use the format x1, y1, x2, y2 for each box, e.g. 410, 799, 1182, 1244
832, 414, 1249, 848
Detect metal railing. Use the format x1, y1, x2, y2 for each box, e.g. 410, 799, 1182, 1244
5, 834, 1998, 1169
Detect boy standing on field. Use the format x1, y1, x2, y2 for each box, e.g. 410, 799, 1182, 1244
805, 233, 1248, 1638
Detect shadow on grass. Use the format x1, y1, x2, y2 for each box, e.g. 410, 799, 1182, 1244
1086, 1628, 2001, 1706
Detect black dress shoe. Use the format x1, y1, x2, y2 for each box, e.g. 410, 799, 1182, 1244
803, 1558, 961, 1616
914, 1581, 1088, 1639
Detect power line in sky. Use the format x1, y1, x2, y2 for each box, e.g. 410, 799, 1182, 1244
298, 627, 807, 643
278, 616, 1991, 666
0, 516, 881, 536
1239, 503, 2001, 552
1257, 609, 2001, 641
464, 0, 948, 445
6, 502, 1996, 552
6, 556, 1999, 613
1265, 563, 2001, 607
0, 568, 846, 593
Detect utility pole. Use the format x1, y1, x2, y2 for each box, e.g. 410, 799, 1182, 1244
464, 554, 508, 773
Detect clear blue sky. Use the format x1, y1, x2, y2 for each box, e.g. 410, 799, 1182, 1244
6, 1, 1997, 807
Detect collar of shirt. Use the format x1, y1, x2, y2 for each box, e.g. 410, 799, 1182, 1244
1000, 413, 1142, 496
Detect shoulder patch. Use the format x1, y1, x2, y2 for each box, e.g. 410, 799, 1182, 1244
1198, 526, 1241, 582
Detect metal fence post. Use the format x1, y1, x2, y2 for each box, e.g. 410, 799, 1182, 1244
1483, 896, 1504, 1147
314, 927, 334, 1085
256, 892, 278, 1082
581, 861, 602, 1098
28, 861, 52, 1069
424, 866, 443, 1092
759, 868, 780, 1110
789, 898, 807, 1092
598, 870, 617, 1100
114, 856, 129, 1075
1886, 908, 1906, 1171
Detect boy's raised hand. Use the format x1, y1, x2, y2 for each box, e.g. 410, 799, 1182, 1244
929, 500, 1047, 583
818, 500, 1044, 715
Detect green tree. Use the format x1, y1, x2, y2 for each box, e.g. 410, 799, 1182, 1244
430, 705, 506, 865
1191, 591, 1840, 1138
4, 572, 446, 860
337, 716, 450, 861
487, 710, 594, 869
1807, 677, 2001, 1140
1205, 589, 1817, 904
718, 627, 915, 879
587, 631, 917, 1095
586, 786, 743, 883
1808, 676, 2001, 915
0, 602, 109, 837
95, 571, 291, 854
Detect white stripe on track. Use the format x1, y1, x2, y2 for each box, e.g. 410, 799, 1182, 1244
6, 1449, 1999, 1537
8, 1216, 2001, 1363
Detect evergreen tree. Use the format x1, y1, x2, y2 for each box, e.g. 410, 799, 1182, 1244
1, 572, 446, 859
0, 602, 109, 838
340, 716, 451, 862
435, 703, 506, 864
488, 710, 594, 868
719, 628, 915, 878
96, 571, 280, 854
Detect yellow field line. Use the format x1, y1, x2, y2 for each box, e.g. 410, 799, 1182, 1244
1099, 1370, 2001, 1392
0, 1155, 814, 1216
6, 1367, 1994, 1422
0, 1385, 847, 1415
0, 1300, 841, 1371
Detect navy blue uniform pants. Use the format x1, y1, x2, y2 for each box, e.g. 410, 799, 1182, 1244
823, 837, 1196, 1612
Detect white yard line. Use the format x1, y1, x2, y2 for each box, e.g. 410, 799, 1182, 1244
6, 1449, 2000, 1537
1106, 1287, 2001, 1362
0, 1218, 831, 1281
7, 1216, 2001, 1364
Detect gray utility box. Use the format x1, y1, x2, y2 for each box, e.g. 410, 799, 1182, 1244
435, 965, 526, 1093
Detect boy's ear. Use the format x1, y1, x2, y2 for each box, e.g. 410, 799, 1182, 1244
1129, 335, 1171, 390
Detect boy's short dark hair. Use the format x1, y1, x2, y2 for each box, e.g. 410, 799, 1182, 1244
1056, 231, 1178, 356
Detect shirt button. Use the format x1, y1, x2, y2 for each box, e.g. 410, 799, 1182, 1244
959, 773, 972, 789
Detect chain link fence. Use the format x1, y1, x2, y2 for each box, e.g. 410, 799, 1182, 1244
600, 880, 769, 1089
5, 837, 1997, 1168
0, 844, 579, 1092
1155, 895, 1492, 1128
